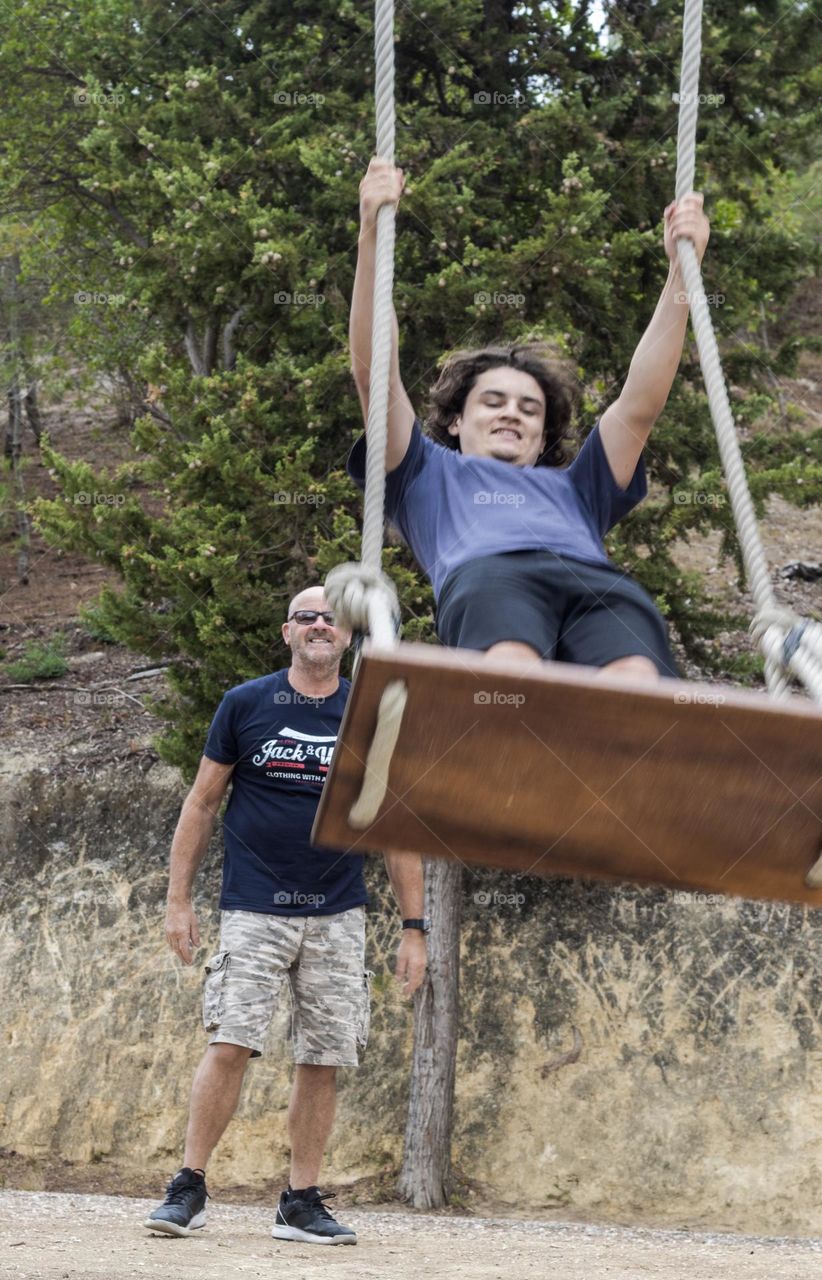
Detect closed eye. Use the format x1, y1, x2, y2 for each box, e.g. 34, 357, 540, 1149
482, 394, 539, 415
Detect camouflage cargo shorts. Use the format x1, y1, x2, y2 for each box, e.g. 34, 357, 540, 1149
202, 906, 372, 1066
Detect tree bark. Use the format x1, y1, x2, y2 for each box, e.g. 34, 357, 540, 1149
397, 858, 462, 1208
4, 255, 31, 582
759, 298, 787, 419
222, 306, 246, 370
183, 317, 207, 376
202, 315, 218, 375
24, 377, 42, 441
184, 314, 221, 377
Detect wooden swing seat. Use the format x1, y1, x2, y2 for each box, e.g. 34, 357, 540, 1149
312, 641, 822, 906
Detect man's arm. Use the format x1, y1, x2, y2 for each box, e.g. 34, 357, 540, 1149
599, 193, 710, 488
383, 850, 427, 996
350, 157, 415, 472
165, 755, 235, 965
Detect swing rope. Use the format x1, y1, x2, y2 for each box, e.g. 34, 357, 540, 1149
325, 0, 822, 827
324, 0, 407, 827
325, 0, 399, 654
674, 0, 822, 701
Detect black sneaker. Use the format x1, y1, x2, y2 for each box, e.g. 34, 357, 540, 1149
270, 1186, 357, 1245
144, 1167, 209, 1237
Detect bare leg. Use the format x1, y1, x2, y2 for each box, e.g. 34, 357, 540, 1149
288, 1064, 337, 1188
486, 643, 660, 685
183, 1042, 252, 1170
484, 641, 542, 664
596, 655, 660, 683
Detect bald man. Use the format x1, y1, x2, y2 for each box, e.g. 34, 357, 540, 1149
145, 585, 426, 1245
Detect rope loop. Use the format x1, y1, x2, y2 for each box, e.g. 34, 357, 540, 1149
749, 604, 804, 648
783, 622, 810, 668
325, 561, 400, 648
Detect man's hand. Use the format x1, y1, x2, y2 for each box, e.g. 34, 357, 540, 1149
165, 900, 200, 965
395, 930, 427, 996
359, 156, 405, 232
664, 192, 710, 267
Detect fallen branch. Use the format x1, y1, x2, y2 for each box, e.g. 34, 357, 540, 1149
541, 1027, 583, 1077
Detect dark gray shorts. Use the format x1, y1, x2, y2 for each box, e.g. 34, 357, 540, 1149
436, 550, 679, 677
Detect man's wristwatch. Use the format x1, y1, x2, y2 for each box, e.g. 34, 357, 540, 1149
402, 917, 431, 934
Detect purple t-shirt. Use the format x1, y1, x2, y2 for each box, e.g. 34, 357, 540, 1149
346, 418, 647, 599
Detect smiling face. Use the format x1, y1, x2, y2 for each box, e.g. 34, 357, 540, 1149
281, 586, 351, 675
446, 366, 547, 467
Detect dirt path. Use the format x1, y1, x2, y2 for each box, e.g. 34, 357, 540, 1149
1, 1191, 821, 1280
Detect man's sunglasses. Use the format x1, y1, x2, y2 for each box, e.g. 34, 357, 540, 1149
288, 610, 336, 626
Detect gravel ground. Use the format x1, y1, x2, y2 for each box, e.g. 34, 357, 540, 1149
1, 1191, 821, 1280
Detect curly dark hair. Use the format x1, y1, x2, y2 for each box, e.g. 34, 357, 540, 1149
424, 340, 580, 468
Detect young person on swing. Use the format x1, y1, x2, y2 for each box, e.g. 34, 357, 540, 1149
347, 158, 711, 684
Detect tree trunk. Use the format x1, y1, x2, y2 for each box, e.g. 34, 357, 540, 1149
24, 376, 42, 441
202, 315, 218, 375
184, 314, 220, 376
4, 255, 31, 582
183, 317, 207, 376
397, 858, 462, 1208
222, 306, 246, 370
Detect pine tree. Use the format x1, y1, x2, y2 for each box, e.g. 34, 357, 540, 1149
0, 0, 818, 771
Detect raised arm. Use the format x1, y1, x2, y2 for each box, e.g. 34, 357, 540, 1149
598, 193, 710, 488
350, 157, 415, 471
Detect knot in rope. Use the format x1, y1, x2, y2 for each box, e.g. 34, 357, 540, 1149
750, 605, 810, 668
750, 604, 804, 646
325, 561, 400, 647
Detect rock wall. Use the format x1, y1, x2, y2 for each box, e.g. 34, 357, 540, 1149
2, 752, 821, 1234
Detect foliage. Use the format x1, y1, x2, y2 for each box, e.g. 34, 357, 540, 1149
0, 0, 819, 770
2, 634, 68, 683
79, 603, 119, 645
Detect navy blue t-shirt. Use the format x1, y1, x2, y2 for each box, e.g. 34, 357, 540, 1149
346, 417, 647, 600
203, 668, 367, 917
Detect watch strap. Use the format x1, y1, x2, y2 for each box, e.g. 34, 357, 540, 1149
402, 917, 430, 932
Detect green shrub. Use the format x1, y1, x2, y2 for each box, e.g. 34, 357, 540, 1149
2, 635, 68, 682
